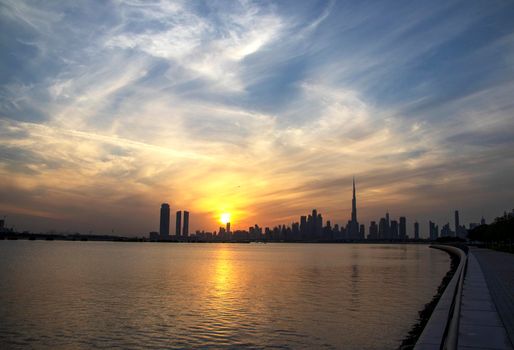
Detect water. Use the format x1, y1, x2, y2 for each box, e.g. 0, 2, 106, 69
0, 241, 449, 349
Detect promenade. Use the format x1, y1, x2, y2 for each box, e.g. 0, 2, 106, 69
458, 248, 514, 350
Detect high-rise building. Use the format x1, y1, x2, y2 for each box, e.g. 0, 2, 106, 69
378, 217, 387, 239
183, 211, 189, 237
159, 203, 170, 237
348, 177, 360, 239
385, 212, 390, 238
359, 224, 365, 239
441, 223, 452, 237
351, 177, 357, 223
399, 216, 407, 239
176, 211, 182, 237
311, 209, 318, 239
316, 213, 323, 238
226, 222, 231, 234
454, 210, 460, 237
429, 221, 438, 240
390, 220, 399, 239
368, 221, 378, 240
414, 222, 419, 240
300, 215, 307, 239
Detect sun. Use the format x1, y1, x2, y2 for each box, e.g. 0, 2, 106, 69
220, 213, 231, 225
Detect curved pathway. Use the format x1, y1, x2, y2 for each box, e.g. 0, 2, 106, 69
458, 248, 513, 349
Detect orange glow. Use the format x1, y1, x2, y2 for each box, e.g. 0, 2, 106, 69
220, 213, 231, 225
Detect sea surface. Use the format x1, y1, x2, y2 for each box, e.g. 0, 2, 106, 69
0, 241, 449, 349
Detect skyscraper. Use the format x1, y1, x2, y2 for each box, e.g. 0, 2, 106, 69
183, 211, 189, 237
176, 211, 182, 237
368, 221, 378, 240
399, 216, 406, 240
352, 177, 357, 223
414, 221, 419, 240
454, 210, 460, 237
348, 177, 360, 239
159, 203, 170, 237
390, 220, 398, 239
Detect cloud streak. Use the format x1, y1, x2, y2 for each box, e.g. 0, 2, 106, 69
1, 0, 514, 236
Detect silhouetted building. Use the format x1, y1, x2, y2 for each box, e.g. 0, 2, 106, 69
176, 211, 182, 237
441, 223, 452, 237
454, 210, 460, 237
385, 212, 390, 238
368, 221, 378, 240
316, 211, 323, 238
359, 224, 365, 239
300, 216, 307, 240
454, 210, 467, 239
149, 231, 160, 241
183, 211, 189, 237
399, 216, 407, 240
160, 203, 170, 237
480, 216, 486, 225
429, 221, 439, 240
414, 222, 419, 240
226, 222, 231, 234
390, 220, 398, 240
347, 177, 360, 239
379, 217, 387, 239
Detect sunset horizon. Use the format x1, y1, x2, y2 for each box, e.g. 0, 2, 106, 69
1, 1, 513, 236
1, 2, 514, 349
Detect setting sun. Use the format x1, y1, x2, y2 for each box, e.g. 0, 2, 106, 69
220, 213, 231, 225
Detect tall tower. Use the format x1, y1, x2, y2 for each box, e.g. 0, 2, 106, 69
348, 177, 360, 239
176, 211, 182, 237
183, 211, 189, 237
351, 177, 357, 223
159, 203, 170, 237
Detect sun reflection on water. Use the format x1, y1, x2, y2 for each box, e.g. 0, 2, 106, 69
213, 247, 235, 298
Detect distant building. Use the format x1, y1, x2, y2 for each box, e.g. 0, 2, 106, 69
347, 177, 360, 239
149, 231, 160, 241
300, 216, 307, 240
454, 210, 460, 237
390, 220, 398, 240
414, 222, 419, 240
429, 221, 439, 240
160, 203, 170, 237
176, 211, 182, 237
183, 211, 189, 237
359, 224, 365, 239
385, 212, 390, 238
226, 222, 231, 234
368, 221, 378, 240
379, 217, 387, 239
399, 216, 407, 240
441, 223, 453, 237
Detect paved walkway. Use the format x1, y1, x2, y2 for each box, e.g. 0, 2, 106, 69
472, 248, 514, 346
458, 248, 513, 349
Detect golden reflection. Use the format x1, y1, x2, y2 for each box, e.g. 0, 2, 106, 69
213, 248, 234, 296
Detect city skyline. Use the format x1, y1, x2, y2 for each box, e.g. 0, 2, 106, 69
151, 179, 495, 241
1, 1, 514, 235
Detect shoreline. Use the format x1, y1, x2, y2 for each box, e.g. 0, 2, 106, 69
398, 245, 461, 350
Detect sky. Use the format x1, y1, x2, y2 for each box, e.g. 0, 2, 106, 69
1, 0, 514, 236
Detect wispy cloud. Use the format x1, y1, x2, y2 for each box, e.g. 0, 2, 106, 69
1, 0, 514, 235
